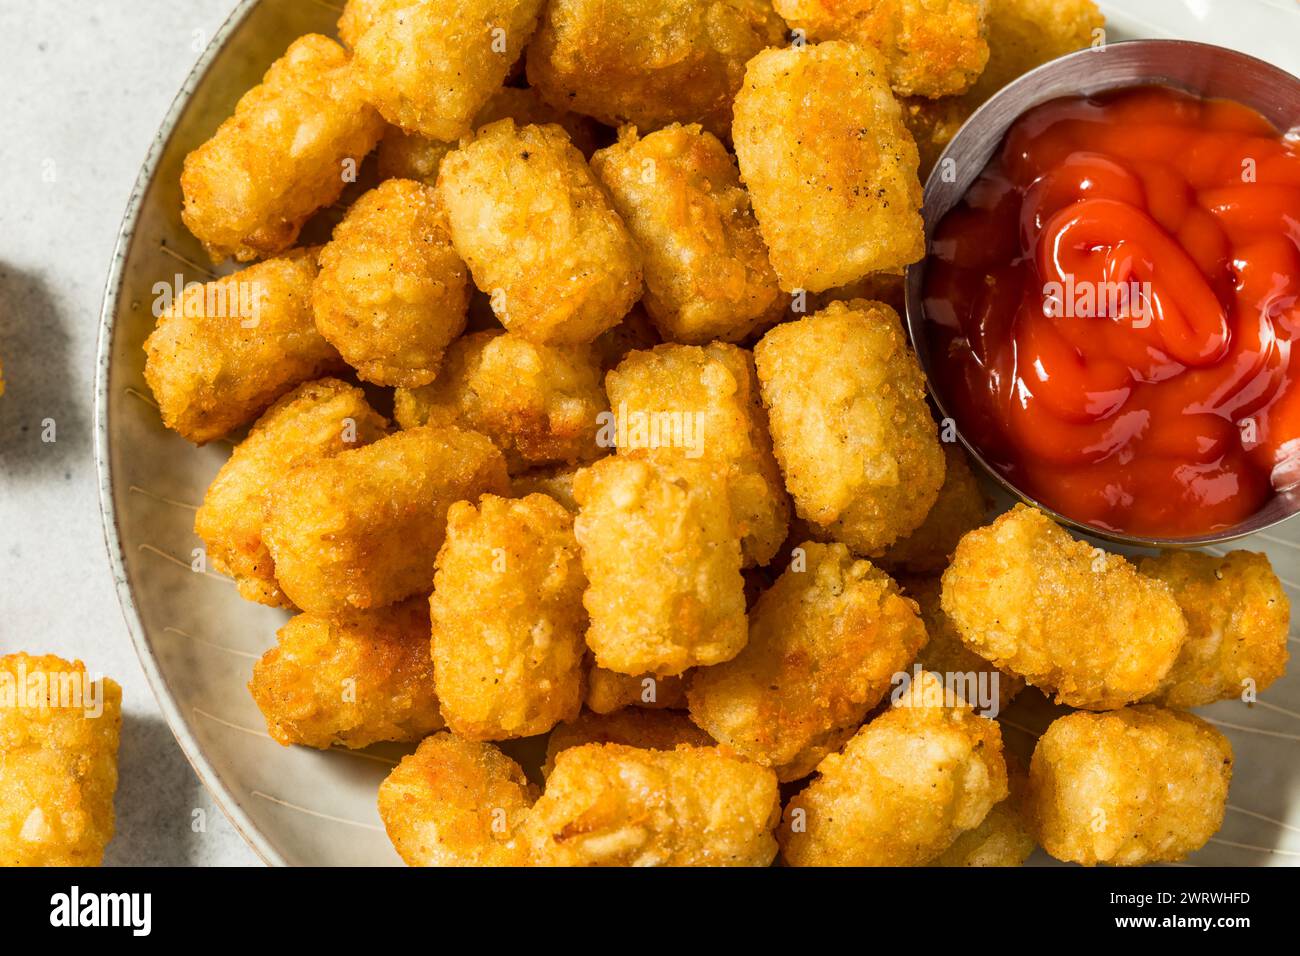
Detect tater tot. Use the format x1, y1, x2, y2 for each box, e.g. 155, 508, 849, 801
143, 252, 342, 445
688, 542, 928, 780
1137, 551, 1290, 709
350, 0, 544, 140
754, 300, 945, 554
941, 505, 1187, 710
779, 671, 1008, 866
574, 456, 747, 676
249, 598, 443, 749
510, 463, 584, 512
438, 120, 642, 344
930, 755, 1034, 867
591, 124, 784, 344
970, 0, 1103, 101
879, 443, 989, 574
733, 42, 925, 292
337, 0, 408, 48
375, 126, 455, 188
524, 744, 780, 865
899, 94, 973, 182
312, 179, 469, 386
431, 494, 588, 739
1028, 706, 1232, 866
591, 304, 662, 373
526, 0, 788, 139
180, 35, 383, 262
195, 378, 389, 607
542, 710, 714, 775
605, 343, 789, 566
378, 732, 538, 866
586, 668, 688, 714
0, 655, 121, 867
263, 424, 509, 613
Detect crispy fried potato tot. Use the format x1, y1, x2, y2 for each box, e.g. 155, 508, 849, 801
526, 0, 788, 139
586, 668, 688, 714
431, 494, 587, 739
733, 42, 925, 292
688, 542, 928, 780
525, 744, 780, 865
1138, 551, 1290, 709
941, 505, 1187, 709
591, 304, 662, 373
970, 0, 1103, 101
337, 0, 408, 48
779, 671, 1008, 866
438, 120, 642, 344
930, 755, 1034, 866
312, 179, 469, 386
180, 35, 383, 262
1028, 706, 1231, 866
249, 598, 442, 749
592, 124, 783, 344
378, 732, 538, 866
542, 710, 713, 775
574, 456, 747, 676
754, 300, 945, 553
264, 424, 509, 613
605, 343, 789, 566
375, 127, 455, 188
878, 442, 989, 574
144, 252, 341, 445
195, 378, 389, 607
899, 94, 973, 181
0, 655, 121, 867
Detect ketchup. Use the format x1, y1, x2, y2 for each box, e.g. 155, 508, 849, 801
924, 85, 1300, 538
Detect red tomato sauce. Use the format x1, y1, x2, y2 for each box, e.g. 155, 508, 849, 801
924, 85, 1300, 537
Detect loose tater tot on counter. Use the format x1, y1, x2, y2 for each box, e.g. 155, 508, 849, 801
879, 443, 990, 574
754, 300, 945, 554
1028, 706, 1232, 866
1137, 551, 1290, 709
574, 456, 747, 676
930, 755, 1034, 867
180, 35, 383, 263
143, 252, 342, 445
0, 655, 121, 867
524, 744, 780, 865
605, 343, 789, 566
438, 120, 642, 345
378, 732, 538, 866
350, 0, 545, 140
195, 378, 389, 607
688, 542, 928, 780
941, 505, 1187, 710
526, 0, 788, 140
263, 424, 509, 613
542, 710, 714, 775
779, 671, 1008, 866
732, 42, 925, 292
431, 494, 588, 739
312, 179, 469, 386
586, 667, 688, 714
591, 124, 784, 345
249, 598, 443, 749
510, 463, 584, 512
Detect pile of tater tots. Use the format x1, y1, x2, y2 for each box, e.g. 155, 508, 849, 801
11, 0, 1279, 869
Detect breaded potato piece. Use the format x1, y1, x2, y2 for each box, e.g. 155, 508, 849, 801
970, 0, 1103, 101
606, 343, 789, 566
1137, 551, 1290, 709
591, 304, 661, 373
774, 0, 988, 98
526, 0, 788, 139
733, 42, 925, 292
542, 710, 713, 775
438, 120, 642, 344
264, 424, 509, 613
525, 744, 780, 865
375, 126, 455, 188
350, 0, 544, 140
754, 300, 945, 553
779, 671, 1008, 866
878, 443, 988, 574
574, 456, 747, 675
510, 463, 584, 512
195, 378, 389, 607
586, 668, 688, 714
0, 655, 121, 867
431, 494, 588, 739
688, 542, 928, 780
808, 270, 906, 316
941, 505, 1187, 710
143, 252, 342, 445
899, 94, 973, 181
180, 35, 383, 262
1028, 706, 1232, 866
378, 732, 538, 866
249, 598, 443, 749
337, 0, 408, 48
592, 124, 783, 344
312, 179, 469, 386
930, 755, 1034, 866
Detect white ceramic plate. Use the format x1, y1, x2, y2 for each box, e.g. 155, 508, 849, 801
97, 0, 1300, 866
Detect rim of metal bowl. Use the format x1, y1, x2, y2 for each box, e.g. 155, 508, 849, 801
904, 38, 1300, 550
94, 0, 284, 867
